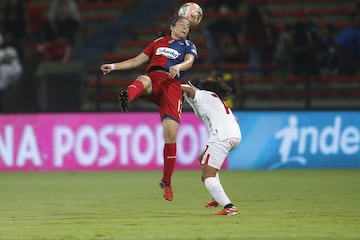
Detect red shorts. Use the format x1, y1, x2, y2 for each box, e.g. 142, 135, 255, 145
147, 71, 182, 123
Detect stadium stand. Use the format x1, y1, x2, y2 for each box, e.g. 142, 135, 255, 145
84, 0, 359, 111
1, 0, 359, 112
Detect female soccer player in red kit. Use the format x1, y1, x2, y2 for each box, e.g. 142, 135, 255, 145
101, 16, 198, 201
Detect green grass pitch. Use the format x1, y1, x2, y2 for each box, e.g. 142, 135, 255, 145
0, 170, 359, 240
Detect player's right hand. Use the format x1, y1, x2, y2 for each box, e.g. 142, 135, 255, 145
101, 64, 113, 75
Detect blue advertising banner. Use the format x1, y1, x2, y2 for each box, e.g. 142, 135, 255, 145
229, 111, 360, 170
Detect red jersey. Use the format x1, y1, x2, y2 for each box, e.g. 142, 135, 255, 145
143, 35, 198, 83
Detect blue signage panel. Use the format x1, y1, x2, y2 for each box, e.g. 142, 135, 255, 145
229, 111, 360, 169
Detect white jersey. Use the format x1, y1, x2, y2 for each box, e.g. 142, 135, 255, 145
185, 89, 241, 142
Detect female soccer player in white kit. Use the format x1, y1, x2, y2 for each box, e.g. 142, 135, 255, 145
181, 79, 241, 216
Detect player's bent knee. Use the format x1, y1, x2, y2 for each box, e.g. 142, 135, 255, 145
201, 168, 218, 182
137, 75, 151, 84
137, 75, 152, 93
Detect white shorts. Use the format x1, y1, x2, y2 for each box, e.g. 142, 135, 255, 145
200, 138, 241, 169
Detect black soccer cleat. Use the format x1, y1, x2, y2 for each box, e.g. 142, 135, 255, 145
119, 90, 129, 112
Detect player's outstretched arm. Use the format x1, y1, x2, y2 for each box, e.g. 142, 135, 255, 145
101, 53, 149, 75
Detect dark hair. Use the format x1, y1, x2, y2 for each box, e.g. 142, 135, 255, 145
189, 79, 232, 99
157, 16, 190, 37
170, 15, 189, 26
169, 16, 191, 39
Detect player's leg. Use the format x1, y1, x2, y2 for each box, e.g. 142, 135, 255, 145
127, 75, 152, 101
201, 142, 237, 215
204, 172, 220, 208
159, 118, 179, 201
199, 148, 220, 208
158, 79, 182, 201
202, 165, 232, 208
119, 75, 152, 111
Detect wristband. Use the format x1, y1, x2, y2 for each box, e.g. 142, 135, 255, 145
110, 63, 115, 70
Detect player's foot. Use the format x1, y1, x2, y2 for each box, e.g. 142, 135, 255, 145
205, 199, 219, 208
159, 180, 173, 201
213, 206, 238, 216
119, 90, 129, 112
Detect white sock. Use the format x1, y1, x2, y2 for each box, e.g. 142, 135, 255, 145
204, 177, 231, 207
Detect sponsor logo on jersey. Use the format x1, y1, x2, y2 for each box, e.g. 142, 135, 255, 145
156, 47, 180, 59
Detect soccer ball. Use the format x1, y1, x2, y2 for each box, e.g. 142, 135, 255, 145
177, 2, 203, 26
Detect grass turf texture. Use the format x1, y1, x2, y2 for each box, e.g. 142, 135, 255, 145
0, 170, 359, 240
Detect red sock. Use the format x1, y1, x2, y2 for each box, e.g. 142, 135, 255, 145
162, 143, 176, 185
127, 80, 144, 102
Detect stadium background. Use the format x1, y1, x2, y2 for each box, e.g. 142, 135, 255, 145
0, 0, 359, 170
0, 1, 359, 239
